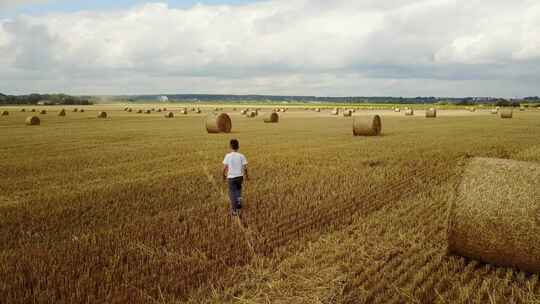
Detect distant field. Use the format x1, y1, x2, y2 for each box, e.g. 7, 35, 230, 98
1, 105, 539, 303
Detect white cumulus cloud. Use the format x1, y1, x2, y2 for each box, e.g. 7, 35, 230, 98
0, 0, 540, 96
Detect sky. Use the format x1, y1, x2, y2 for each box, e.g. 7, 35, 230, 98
1, 0, 539, 97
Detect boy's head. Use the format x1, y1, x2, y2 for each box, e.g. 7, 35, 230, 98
230, 139, 239, 151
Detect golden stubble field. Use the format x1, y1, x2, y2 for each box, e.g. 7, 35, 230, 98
1, 105, 539, 303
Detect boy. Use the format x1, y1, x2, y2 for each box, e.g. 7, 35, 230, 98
223, 139, 249, 216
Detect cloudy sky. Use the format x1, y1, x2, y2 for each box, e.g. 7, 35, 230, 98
1, 0, 539, 97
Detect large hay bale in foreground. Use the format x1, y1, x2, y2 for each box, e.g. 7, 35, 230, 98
405, 109, 414, 116
1, 110, 8, 116
97, 111, 107, 119
448, 158, 540, 273
263, 112, 279, 123
206, 113, 232, 133
425, 108, 437, 118
353, 115, 382, 136
58, 109, 66, 116
500, 109, 513, 119
25, 116, 40, 126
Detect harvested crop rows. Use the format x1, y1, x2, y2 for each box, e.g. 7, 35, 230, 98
0, 106, 539, 303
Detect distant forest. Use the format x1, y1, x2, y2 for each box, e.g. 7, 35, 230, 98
121, 94, 540, 106
0, 93, 92, 105
2, 93, 539, 106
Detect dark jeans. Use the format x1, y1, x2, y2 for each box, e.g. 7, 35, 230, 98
227, 176, 243, 214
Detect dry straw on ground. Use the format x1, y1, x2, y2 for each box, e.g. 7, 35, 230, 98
97, 112, 107, 119
447, 157, 540, 273
425, 108, 437, 118
500, 109, 513, 119
353, 115, 382, 136
263, 112, 279, 123
25, 116, 40, 126
205, 113, 232, 133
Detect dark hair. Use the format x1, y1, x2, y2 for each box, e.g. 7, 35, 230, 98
230, 139, 239, 150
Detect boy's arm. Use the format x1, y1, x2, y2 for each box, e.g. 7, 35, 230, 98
223, 165, 228, 181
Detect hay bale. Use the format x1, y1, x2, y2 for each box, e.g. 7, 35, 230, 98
25, 116, 40, 125
124, 107, 129, 111
97, 111, 107, 119
425, 108, 437, 118
491, 109, 498, 114
447, 158, 540, 273
21, 109, 26, 112
31, 109, 36, 112
165, 112, 174, 118
469, 107, 476, 112
127, 108, 133, 112
500, 109, 513, 119
394, 108, 401, 112
331, 108, 339, 115
246, 111, 257, 118
80, 109, 85, 113
157, 109, 162, 113
163, 107, 167, 111
137, 109, 143, 114
315, 108, 321, 112
145, 110, 151, 114
263, 112, 279, 123
353, 115, 382, 136
405, 109, 414, 116
180, 109, 188, 115
1, 110, 8, 116
195, 108, 202, 114
73, 108, 78, 112
58, 109, 66, 116
343, 110, 352, 117
40, 110, 47, 115
206, 113, 232, 133
520, 107, 525, 112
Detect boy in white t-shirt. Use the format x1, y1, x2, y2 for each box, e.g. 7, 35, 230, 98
222, 139, 249, 216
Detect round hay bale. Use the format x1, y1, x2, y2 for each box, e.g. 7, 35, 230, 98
405, 109, 414, 116
240, 109, 248, 115
1, 110, 9, 116
165, 112, 174, 118
206, 113, 232, 134
469, 107, 476, 112
394, 108, 401, 112
180, 109, 188, 115
127, 108, 133, 112
447, 158, 540, 273
331, 108, 339, 115
353, 115, 382, 136
73, 108, 78, 112
343, 110, 352, 117
97, 111, 107, 119
58, 109, 66, 116
145, 110, 151, 114
425, 108, 437, 118
500, 109, 513, 119
520, 107, 525, 111
315, 108, 321, 112
195, 108, 202, 114
151, 108, 156, 112
40, 110, 47, 115
491, 109, 498, 114
25, 116, 40, 126
80, 109, 85, 113
137, 109, 143, 114
246, 111, 257, 118
263, 112, 279, 123
163, 107, 167, 111
157, 109, 162, 113
124, 107, 129, 111
31, 109, 36, 112
21, 108, 26, 112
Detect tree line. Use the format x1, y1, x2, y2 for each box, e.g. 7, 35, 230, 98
0, 93, 92, 105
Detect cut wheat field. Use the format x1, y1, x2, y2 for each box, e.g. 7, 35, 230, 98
1, 105, 539, 303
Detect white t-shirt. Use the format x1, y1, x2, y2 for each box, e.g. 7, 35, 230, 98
223, 152, 248, 178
